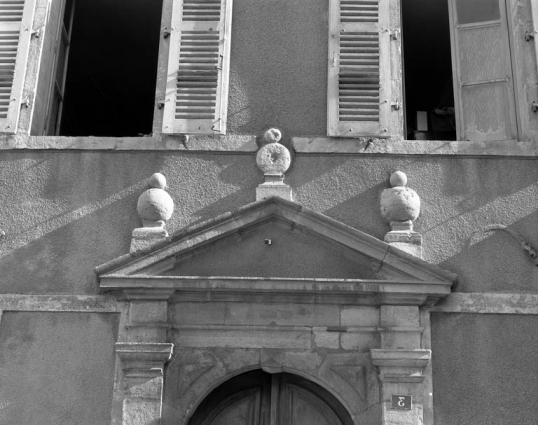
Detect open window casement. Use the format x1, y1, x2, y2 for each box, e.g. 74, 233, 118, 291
448, 0, 518, 142
0, 0, 36, 133
327, 0, 390, 138
163, 0, 232, 135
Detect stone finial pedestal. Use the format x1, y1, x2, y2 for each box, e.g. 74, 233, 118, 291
256, 128, 293, 201
380, 171, 422, 258
131, 173, 174, 253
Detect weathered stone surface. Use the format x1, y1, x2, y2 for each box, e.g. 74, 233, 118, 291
224, 303, 340, 327
172, 326, 312, 349
340, 307, 380, 327
384, 405, 424, 425
340, 332, 380, 351
313, 328, 340, 349
256, 182, 293, 201
129, 301, 168, 324
256, 143, 291, 175
381, 306, 420, 327
137, 188, 174, 223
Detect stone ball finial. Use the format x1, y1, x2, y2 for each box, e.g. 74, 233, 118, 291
261, 128, 282, 145
148, 172, 167, 189
390, 170, 407, 187
380, 171, 420, 224
137, 173, 174, 225
256, 128, 291, 175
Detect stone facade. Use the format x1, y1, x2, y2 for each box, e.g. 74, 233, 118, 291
1, 0, 538, 424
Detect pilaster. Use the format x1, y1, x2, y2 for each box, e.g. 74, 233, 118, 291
116, 342, 174, 425
372, 305, 429, 425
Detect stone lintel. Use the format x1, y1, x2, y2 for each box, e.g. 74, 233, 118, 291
370, 349, 431, 368
102, 276, 451, 307
116, 342, 174, 372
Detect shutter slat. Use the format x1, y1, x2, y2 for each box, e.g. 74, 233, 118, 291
328, 0, 390, 137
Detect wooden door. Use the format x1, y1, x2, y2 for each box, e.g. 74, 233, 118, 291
188, 370, 353, 425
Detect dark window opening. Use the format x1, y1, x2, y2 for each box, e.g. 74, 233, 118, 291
402, 0, 456, 141
59, 0, 163, 136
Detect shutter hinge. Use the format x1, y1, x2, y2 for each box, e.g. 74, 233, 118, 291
531, 101, 538, 113
391, 99, 401, 110
21, 96, 32, 108
163, 27, 170, 39
157, 99, 168, 109
525, 30, 537, 42
212, 118, 222, 132
30, 28, 41, 38
390, 29, 399, 40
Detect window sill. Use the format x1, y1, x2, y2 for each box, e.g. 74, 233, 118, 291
0, 134, 258, 152
1, 134, 537, 157
292, 137, 538, 157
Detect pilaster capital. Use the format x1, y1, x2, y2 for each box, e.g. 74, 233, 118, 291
371, 349, 431, 368
116, 342, 174, 372
371, 349, 431, 383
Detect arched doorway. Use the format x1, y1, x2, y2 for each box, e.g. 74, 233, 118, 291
188, 370, 354, 425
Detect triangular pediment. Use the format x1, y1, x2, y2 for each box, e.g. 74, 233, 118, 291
97, 197, 456, 306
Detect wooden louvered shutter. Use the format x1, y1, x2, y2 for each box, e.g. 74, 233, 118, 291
163, 0, 232, 135
327, 0, 390, 138
0, 0, 35, 133
448, 0, 517, 142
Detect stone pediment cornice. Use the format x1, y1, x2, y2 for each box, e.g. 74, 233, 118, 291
100, 275, 451, 306
96, 197, 456, 305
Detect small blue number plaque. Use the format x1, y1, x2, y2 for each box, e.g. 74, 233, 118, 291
391, 395, 412, 410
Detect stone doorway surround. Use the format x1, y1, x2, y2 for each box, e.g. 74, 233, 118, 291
96, 197, 456, 425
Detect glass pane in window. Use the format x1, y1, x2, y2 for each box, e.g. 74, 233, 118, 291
456, 0, 500, 24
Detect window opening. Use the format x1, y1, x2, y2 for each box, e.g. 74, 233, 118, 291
402, 0, 456, 141
57, 0, 163, 136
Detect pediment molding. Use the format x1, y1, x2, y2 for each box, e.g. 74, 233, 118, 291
100, 275, 451, 306
96, 197, 456, 306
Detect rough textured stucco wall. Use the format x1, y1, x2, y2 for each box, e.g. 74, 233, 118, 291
1, 152, 537, 294
227, 0, 328, 136
431, 313, 538, 425
0, 312, 119, 425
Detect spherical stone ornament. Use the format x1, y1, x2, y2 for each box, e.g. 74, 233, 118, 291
137, 175, 174, 223
261, 128, 282, 145
390, 170, 407, 187
380, 187, 420, 223
149, 173, 167, 189
380, 172, 420, 223
256, 140, 291, 175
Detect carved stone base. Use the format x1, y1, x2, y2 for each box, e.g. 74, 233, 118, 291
256, 182, 293, 201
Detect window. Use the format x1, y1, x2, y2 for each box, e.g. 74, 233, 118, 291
327, 0, 391, 138
33, 0, 164, 136
327, 0, 519, 143
28, 0, 231, 137
0, 0, 528, 143
403, 0, 517, 142
162, 0, 232, 135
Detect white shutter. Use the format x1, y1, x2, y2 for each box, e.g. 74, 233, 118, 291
327, 0, 390, 138
163, 0, 232, 135
448, 0, 517, 142
0, 0, 35, 133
